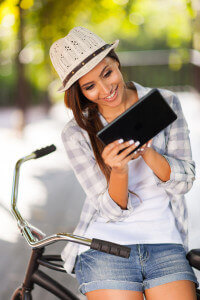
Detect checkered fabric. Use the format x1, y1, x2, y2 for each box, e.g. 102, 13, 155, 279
61, 81, 195, 276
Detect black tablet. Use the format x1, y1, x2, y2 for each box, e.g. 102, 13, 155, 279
97, 88, 177, 154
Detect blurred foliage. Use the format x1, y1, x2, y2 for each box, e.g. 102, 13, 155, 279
0, 0, 198, 106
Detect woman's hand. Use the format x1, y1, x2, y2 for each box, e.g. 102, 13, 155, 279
132, 139, 153, 159
102, 139, 141, 174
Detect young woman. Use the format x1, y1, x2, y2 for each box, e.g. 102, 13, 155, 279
50, 26, 198, 300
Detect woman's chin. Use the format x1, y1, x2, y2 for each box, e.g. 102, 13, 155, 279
107, 95, 124, 107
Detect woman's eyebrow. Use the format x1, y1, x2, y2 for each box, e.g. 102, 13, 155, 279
81, 65, 109, 88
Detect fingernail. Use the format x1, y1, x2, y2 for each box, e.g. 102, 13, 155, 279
135, 141, 140, 147
147, 143, 151, 148
140, 148, 144, 151
118, 139, 124, 144
129, 139, 134, 145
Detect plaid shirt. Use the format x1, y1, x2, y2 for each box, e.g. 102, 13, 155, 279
61, 81, 195, 275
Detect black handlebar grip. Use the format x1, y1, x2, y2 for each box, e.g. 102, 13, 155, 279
90, 238, 131, 258
34, 144, 56, 159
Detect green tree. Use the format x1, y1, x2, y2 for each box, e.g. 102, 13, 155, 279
0, 0, 197, 130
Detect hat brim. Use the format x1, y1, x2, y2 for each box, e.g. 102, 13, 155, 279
57, 40, 119, 93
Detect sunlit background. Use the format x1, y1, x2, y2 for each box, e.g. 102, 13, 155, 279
1, 0, 200, 299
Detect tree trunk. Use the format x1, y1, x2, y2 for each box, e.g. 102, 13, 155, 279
15, 4, 29, 133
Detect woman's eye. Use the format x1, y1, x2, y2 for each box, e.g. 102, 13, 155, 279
85, 85, 94, 90
104, 70, 112, 77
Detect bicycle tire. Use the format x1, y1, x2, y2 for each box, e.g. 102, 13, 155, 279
11, 287, 32, 300
11, 287, 22, 300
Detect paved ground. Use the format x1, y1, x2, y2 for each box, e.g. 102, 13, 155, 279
1, 89, 200, 299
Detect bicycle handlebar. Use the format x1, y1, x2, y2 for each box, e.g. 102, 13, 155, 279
11, 144, 131, 259
91, 238, 130, 258
34, 144, 56, 159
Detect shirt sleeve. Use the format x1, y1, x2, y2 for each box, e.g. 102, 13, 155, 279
61, 129, 134, 221
153, 93, 195, 194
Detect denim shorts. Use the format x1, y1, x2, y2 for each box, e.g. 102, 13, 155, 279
74, 243, 199, 294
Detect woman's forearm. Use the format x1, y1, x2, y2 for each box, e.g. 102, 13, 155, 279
108, 169, 129, 209
108, 147, 171, 210
142, 147, 171, 182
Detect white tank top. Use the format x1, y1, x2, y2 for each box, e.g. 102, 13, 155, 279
78, 156, 182, 255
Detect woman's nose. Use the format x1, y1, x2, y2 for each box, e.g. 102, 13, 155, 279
99, 82, 111, 96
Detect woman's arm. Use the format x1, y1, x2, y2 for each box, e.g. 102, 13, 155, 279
141, 92, 195, 194
108, 170, 129, 210
142, 147, 171, 182
102, 139, 139, 210
62, 125, 136, 221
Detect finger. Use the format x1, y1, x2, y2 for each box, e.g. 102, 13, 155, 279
114, 149, 136, 167
141, 140, 152, 150
138, 145, 146, 152
147, 140, 152, 147
106, 140, 138, 167
146, 139, 153, 147
117, 140, 140, 160
136, 141, 149, 152
121, 150, 138, 164
136, 143, 150, 156
102, 139, 124, 158
106, 139, 135, 159
131, 149, 140, 158
136, 145, 146, 154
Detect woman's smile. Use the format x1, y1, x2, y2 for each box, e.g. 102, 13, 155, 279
102, 86, 118, 102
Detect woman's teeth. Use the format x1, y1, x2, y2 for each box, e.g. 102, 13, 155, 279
104, 87, 117, 101
106, 89, 116, 99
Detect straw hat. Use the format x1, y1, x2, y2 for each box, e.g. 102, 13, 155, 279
49, 26, 119, 92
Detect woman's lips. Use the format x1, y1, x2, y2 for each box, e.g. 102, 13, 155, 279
103, 86, 118, 102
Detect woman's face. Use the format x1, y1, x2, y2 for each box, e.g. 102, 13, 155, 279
78, 57, 126, 112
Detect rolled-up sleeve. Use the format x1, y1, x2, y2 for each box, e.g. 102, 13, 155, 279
62, 129, 134, 221
153, 93, 195, 194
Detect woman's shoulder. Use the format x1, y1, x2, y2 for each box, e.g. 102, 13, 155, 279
62, 117, 79, 136
133, 81, 178, 105
156, 87, 179, 106
61, 117, 88, 143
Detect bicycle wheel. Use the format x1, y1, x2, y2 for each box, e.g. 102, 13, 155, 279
11, 287, 32, 300
11, 287, 22, 300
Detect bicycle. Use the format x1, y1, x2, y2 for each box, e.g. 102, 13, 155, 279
10, 145, 200, 299
10, 145, 131, 300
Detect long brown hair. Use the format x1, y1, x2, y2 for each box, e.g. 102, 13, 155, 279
64, 49, 120, 183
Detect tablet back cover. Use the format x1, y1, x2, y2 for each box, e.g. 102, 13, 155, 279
97, 88, 177, 148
